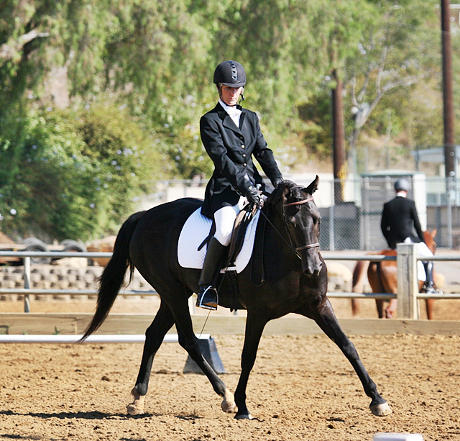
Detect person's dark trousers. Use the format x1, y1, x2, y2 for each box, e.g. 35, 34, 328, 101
196, 237, 228, 310
422, 261, 436, 293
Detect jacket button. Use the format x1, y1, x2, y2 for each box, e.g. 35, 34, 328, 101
241, 144, 245, 149
243, 163, 247, 167
242, 153, 246, 157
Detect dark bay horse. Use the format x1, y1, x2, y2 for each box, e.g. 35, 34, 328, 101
352, 230, 437, 319
81, 178, 391, 419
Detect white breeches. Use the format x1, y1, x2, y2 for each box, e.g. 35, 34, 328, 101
213, 198, 246, 246
402, 237, 434, 258
403, 237, 433, 281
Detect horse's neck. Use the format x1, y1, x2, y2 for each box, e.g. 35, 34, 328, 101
263, 209, 297, 259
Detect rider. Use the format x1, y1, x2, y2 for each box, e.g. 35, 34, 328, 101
380, 178, 437, 294
196, 60, 284, 310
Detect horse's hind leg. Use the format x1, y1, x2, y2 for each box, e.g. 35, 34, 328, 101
303, 299, 391, 417
368, 263, 386, 318
375, 299, 385, 318
168, 295, 236, 413
425, 299, 434, 320
127, 301, 175, 415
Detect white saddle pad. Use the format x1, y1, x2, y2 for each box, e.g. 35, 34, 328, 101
177, 207, 260, 273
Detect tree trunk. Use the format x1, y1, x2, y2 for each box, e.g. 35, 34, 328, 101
440, 0, 456, 178
331, 69, 346, 203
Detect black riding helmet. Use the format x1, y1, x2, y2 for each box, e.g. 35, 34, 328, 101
213, 60, 246, 87
394, 178, 410, 192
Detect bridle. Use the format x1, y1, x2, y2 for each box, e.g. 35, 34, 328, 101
283, 196, 320, 252
258, 195, 320, 259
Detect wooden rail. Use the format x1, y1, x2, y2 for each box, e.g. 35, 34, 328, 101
1, 247, 459, 320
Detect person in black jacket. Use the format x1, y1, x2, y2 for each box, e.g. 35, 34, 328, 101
381, 178, 437, 294
196, 60, 283, 310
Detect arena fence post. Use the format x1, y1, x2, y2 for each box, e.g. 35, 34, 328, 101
397, 243, 418, 319
23, 256, 31, 313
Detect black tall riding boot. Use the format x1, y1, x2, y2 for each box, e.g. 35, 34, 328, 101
196, 237, 228, 310
422, 261, 437, 294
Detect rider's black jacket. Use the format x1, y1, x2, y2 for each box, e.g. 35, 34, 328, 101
200, 102, 282, 219
380, 196, 424, 249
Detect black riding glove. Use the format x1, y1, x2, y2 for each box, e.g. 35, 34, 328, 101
246, 186, 264, 209
272, 177, 284, 188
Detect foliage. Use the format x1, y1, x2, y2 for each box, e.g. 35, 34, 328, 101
0, 104, 161, 240
0, 0, 454, 240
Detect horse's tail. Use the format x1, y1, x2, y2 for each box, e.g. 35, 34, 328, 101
352, 260, 369, 293
80, 211, 146, 342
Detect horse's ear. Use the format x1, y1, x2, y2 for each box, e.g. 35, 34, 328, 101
431, 229, 437, 238
304, 175, 319, 195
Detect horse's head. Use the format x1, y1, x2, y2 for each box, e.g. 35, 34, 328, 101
423, 229, 437, 254
268, 176, 322, 277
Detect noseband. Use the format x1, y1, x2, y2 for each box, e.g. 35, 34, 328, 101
283, 196, 320, 252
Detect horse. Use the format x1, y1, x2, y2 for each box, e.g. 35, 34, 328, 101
351, 230, 437, 319
81, 178, 391, 419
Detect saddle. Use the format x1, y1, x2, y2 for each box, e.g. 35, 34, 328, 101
197, 203, 258, 270
226, 204, 258, 267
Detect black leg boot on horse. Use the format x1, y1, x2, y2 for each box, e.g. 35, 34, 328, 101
422, 261, 439, 294
196, 237, 228, 310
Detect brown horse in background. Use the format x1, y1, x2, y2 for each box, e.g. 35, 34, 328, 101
351, 230, 438, 319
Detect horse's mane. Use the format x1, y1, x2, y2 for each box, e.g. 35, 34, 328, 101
265, 180, 303, 210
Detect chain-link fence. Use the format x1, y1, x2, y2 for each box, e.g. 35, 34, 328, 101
140, 174, 460, 251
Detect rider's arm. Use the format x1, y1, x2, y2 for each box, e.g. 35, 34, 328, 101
410, 200, 425, 242
250, 113, 283, 187
380, 204, 392, 247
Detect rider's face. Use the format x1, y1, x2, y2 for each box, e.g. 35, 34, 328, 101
220, 85, 243, 106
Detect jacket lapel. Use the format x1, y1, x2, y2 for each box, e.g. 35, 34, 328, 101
216, 102, 244, 136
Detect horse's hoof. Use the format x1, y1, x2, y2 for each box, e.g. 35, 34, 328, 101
221, 398, 237, 413
234, 412, 253, 420
221, 389, 237, 413
370, 401, 392, 416
127, 387, 145, 415
127, 402, 144, 415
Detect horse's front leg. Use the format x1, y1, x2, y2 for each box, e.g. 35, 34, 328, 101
384, 299, 397, 318
234, 312, 267, 420
305, 298, 391, 417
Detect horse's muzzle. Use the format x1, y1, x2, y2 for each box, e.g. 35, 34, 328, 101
301, 252, 322, 277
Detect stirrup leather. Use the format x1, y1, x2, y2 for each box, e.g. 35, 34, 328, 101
196, 285, 218, 310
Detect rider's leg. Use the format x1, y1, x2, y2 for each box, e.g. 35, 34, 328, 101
414, 241, 438, 294
422, 261, 437, 293
196, 205, 237, 310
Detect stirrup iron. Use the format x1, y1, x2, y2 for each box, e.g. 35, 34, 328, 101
196, 286, 218, 310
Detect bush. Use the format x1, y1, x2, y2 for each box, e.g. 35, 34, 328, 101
0, 104, 163, 241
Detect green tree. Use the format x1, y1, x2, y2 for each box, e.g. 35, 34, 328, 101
343, 0, 441, 161
0, 104, 162, 240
